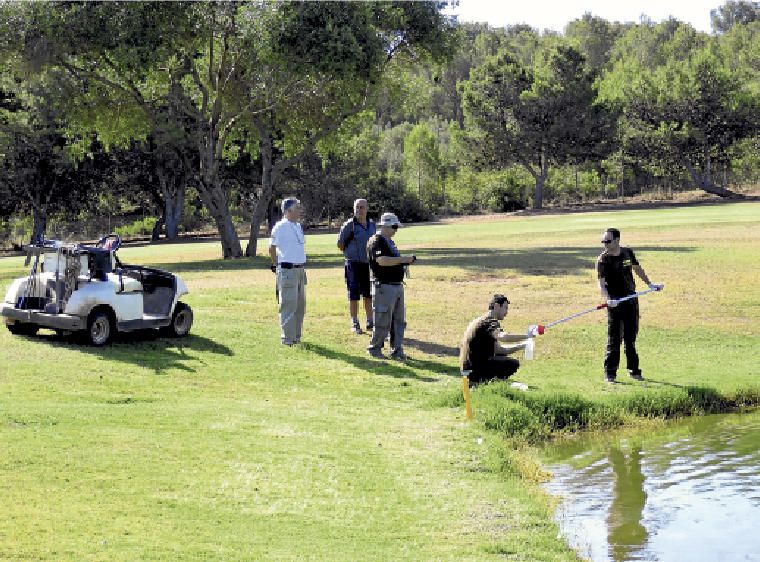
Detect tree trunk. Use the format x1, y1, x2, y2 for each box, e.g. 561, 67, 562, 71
533, 146, 548, 210
31, 206, 47, 244
198, 132, 242, 259
245, 132, 274, 258
683, 159, 738, 198
164, 185, 185, 240
534, 174, 546, 210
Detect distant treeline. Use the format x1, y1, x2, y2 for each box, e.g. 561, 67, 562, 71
1, 1, 758, 257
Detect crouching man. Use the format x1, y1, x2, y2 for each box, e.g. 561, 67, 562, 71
460, 294, 531, 385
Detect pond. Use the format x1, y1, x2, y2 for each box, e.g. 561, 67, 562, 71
541, 410, 760, 562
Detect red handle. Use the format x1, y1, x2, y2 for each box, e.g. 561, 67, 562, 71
596, 303, 608, 310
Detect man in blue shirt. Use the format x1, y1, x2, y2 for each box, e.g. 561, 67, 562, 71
337, 198, 376, 334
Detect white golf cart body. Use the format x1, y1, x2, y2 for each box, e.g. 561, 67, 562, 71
1, 237, 192, 345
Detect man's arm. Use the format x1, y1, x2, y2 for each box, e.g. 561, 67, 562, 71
598, 276, 610, 301
632, 264, 651, 285
496, 332, 529, 343
269, 244, 277, 266
494, 340, 527, 355
376, 255, 415, 266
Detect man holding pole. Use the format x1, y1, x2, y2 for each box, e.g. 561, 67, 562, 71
460, 294, 531, 385
597, 228, 662, 383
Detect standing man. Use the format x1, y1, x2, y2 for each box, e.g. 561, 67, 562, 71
460, 294, 530, 385
366, 212, 416, 360
269, 197, 307, 346
597, 228, 663, 383
337, 198, 376, 334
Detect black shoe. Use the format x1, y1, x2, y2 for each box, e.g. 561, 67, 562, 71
629, 371, 644, 381
605, 376, 616, 384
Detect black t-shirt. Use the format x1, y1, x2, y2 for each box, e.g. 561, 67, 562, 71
367, 234, 405, 284
596, 247, 639, 298
460, 313, 501, 372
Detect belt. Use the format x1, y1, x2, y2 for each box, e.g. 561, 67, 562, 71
280, 262, 305, 269
375, 281, 403, 286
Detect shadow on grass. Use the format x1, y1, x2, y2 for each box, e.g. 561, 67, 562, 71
409, 246, 696, 277
404, 337, 459, 358
146, 253, 343, 275
33, 331, 233, 375
301, 342, 457, 381
148, 245, 696, 277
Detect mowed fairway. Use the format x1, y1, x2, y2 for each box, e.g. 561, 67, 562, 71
1, 202, 759, 561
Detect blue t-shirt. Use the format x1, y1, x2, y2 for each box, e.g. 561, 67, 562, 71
337, 218, 376, 263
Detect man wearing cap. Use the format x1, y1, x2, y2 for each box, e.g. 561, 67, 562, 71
366, 212, 416, 360
460, 294, 531, 385
269, 197, 306, 345
337, 198, 376, 334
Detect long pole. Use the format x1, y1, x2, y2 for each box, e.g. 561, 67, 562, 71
535, 287, 661, 334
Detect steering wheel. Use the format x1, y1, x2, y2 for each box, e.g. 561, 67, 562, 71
97, 233, 122, 252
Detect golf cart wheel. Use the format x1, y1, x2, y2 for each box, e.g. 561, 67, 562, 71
7, 322, 39, 336
86, 308, 115, 346
165, 302, 193, 337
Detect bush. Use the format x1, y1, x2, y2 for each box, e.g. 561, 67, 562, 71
114, 217, 158, 239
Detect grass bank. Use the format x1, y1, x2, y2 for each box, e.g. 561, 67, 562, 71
1, 201, 759, 560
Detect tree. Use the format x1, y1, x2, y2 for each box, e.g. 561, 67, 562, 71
461, 43, 612, 208
403, 121, 441, 211
566, 13, 624, 74
599, 29, 758, 197
711, 1, 760, 33
241, 1, 453, 256
0, 69, 93, 242
5, 1, 451, 258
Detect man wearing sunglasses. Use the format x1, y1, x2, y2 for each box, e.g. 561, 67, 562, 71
597, 228, 663, 383
366, 212, 416, 360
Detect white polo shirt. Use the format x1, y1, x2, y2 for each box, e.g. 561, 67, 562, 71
270, 218, 306, 265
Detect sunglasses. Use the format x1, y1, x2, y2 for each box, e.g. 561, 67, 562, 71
391, 224, 399, 230
601, 239, 613, 244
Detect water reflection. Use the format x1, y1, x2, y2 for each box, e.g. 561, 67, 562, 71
608, 446, 646, 561
542, 411, 760, 562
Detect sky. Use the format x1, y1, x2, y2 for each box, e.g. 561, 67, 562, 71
448, 0, 720, 34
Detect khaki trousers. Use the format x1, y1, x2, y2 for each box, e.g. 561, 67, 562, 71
368, 283, 405, 354
277, 268, 306, 343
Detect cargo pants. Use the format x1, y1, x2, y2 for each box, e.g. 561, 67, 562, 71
368, 282, 405, 355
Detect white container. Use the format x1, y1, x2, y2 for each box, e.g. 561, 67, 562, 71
524, 337, 535, 360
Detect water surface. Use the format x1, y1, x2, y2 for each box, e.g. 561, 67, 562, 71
542, 410, 760, 562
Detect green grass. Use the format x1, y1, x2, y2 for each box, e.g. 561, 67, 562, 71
1, 201, 759, 560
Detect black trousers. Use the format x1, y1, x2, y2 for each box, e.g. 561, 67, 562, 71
469, 356, 520, 385
605, 298, 640, 379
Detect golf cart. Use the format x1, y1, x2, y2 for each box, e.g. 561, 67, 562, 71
1, 234, 193, 346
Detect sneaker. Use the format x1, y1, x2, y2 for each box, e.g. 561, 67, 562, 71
281, 340, 295, 346
629, 371, 644, 381
367, 349, 386, 359
351, 322, 363, 335
605, 376, 616, 384
365, 322, 374, 331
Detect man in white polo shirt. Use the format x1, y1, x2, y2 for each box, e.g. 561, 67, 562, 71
269, 197, 307, 345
